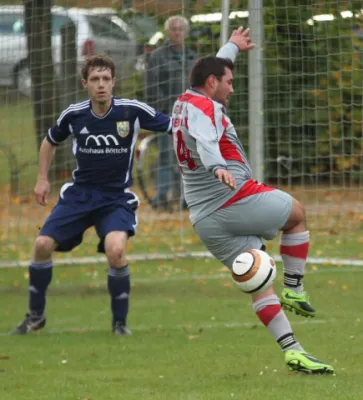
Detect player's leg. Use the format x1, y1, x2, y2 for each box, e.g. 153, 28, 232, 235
13, 184, 94, 334
12, 235, 57, 334
194, 211, 334, 374
221, 185, 315, 317
279, 197, 315, 316
252, 287, 333, 374
103, 231, 132, 336
93, 191, 138, 335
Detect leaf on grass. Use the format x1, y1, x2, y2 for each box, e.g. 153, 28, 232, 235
73, 328, 87, 334
188, 335, 200, 340
0, 356, 10, 360
182, 324, 191, 331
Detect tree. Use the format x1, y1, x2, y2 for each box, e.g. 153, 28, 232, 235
24, 0, 58, 151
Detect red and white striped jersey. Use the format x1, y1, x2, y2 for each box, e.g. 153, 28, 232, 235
172, 88, 252, 224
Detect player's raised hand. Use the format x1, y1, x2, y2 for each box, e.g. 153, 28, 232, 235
215, 169, 237, 190
34, 179, 50, 206
228, 26, 255, 52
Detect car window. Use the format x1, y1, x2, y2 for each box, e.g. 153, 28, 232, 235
85, 15, 130, 41
52, 15, 74, 35
128, 15, 157, 38
0, 12, 24, 35
0, 12, 74, 36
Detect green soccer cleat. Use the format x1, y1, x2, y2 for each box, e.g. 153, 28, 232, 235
285, 350, 335, 375
280, 288, 316, 318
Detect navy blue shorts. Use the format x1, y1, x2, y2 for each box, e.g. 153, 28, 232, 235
39, 183, 139, 253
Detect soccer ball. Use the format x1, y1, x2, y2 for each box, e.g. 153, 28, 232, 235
231, 249, 276, 294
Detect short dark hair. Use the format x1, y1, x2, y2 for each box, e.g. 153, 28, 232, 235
190, 56, 234, 87
81, 54, 116, 80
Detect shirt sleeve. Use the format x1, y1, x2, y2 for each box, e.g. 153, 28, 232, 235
46, 109, 72, 146
216, 42, 240, 63
187, 101, 227, 173
137, 101, 172, 133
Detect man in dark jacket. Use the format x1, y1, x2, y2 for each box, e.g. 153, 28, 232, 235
145, 15, 198, 210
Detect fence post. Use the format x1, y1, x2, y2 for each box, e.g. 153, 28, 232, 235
54, 22, 78, 180
220, 0, 230, 46
248, 0, 264, 182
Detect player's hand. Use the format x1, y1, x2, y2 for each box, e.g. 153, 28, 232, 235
215, 169, 237, 190
34, 179, 50, 206
228, 26, 255, 52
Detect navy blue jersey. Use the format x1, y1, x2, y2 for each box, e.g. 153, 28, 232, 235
47, 97, 171, 189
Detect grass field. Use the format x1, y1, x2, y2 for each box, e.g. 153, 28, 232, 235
1, 258, 363, 400
0, 88, 362, 399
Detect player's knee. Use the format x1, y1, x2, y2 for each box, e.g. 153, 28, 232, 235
283, 198, 306, 231
105, 244, 125, 265
292, 199, 306, 223
34, 236, 56, 258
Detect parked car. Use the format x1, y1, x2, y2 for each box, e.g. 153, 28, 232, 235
0, 5, 139, 96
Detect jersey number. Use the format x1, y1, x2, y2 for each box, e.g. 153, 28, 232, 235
176, 130, 198, 172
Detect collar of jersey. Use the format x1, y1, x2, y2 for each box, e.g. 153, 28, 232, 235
187, 88, 226, 112
90, 97, 114, 119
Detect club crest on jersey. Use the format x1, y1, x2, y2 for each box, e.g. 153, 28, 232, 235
116, 121, 129, 138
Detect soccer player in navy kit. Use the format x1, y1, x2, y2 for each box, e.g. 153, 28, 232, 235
13, 55, 171, 335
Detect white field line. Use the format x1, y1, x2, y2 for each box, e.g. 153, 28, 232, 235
49, 266, 363, 287
0, 251, 362, 268
0, 318, 334, 337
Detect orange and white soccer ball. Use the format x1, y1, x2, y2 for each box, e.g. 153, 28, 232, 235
231, 249, 276, 294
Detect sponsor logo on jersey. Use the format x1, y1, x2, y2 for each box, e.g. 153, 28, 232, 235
85, 135, 119, 146
116, 121, 129, 138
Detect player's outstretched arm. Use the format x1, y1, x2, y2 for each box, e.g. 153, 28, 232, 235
216, 26, 255, 62
34, 138, 56, 206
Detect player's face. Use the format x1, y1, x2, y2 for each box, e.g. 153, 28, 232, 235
167, 20, 188, 45
82, 67, 115, 105
213, 68, 234, 107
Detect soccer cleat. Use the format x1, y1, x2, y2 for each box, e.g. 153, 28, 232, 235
12, 312, 46, 334
285, 350, 334, 375
112, 321, 132, 336
280, 288, 316, 318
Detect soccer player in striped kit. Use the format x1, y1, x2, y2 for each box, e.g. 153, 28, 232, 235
13, 55, 171, 336
171, 27, 334, 374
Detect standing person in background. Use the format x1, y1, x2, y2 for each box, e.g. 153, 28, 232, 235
145, 15, 198, 210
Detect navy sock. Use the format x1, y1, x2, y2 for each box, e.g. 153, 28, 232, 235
29, 261, 53, 315
107, 266, 130, 325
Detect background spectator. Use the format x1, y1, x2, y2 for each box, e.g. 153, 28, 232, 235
145, 15, 198, 210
